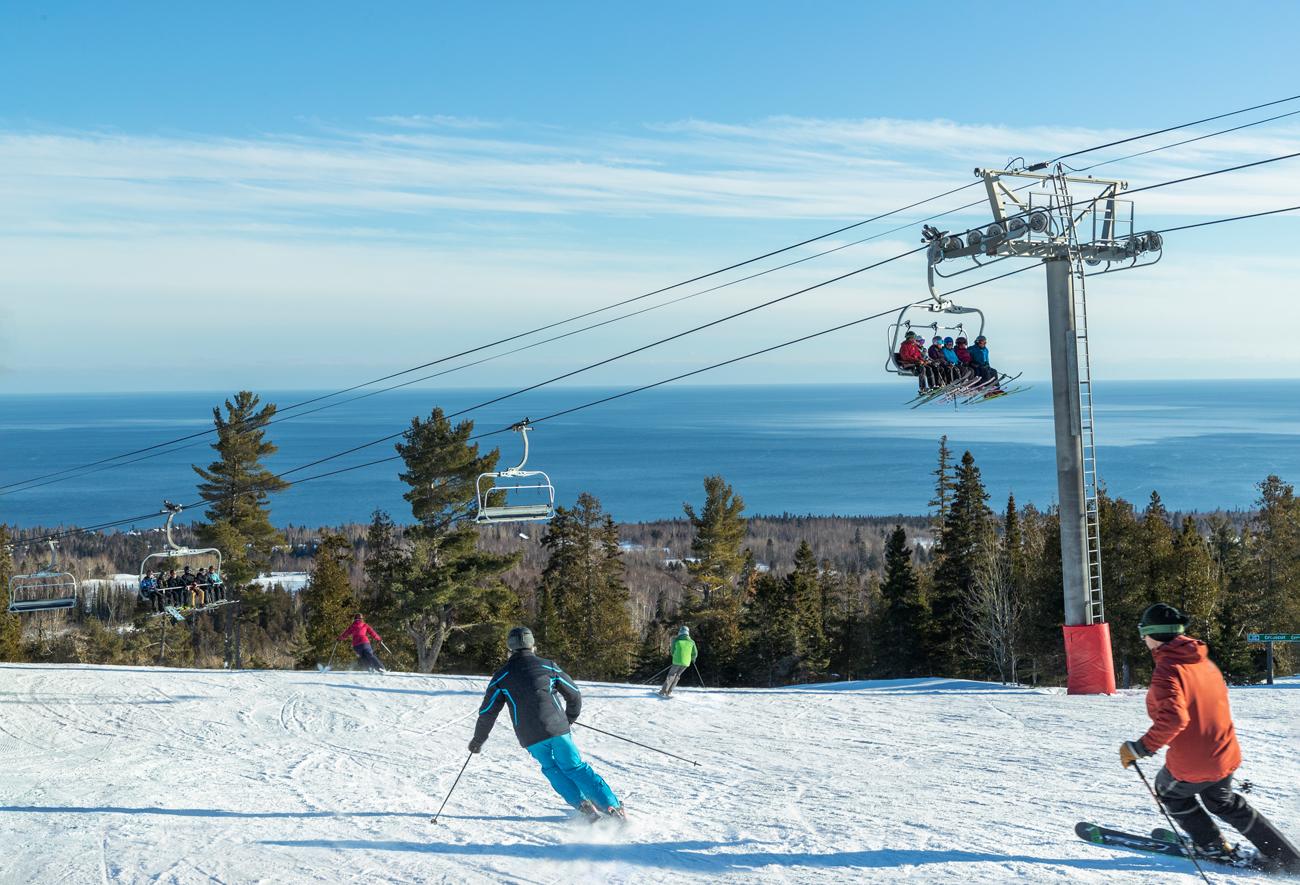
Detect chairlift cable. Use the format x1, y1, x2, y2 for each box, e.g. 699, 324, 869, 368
0, 182, 981, 495
11, 158, 1300, 544
8, 95, 1300, 495
1154, 204, 1300, 234
1046, 93, 1300, 165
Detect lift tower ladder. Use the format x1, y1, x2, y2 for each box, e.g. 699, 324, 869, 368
1049, 169, 1104, 624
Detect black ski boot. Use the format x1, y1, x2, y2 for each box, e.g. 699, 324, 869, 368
575, 800, 601, 823
1193, 838, 1248, 867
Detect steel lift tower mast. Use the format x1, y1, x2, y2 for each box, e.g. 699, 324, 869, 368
923, 164, 1163, 693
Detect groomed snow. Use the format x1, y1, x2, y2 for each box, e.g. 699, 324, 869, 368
1, 664, 1296, 883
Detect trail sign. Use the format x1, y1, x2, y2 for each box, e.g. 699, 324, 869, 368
1246, 633, 1300, 684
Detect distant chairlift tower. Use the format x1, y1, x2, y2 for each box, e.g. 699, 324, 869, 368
924, 164, 1163, 694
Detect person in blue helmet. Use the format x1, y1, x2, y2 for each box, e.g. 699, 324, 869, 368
922, 336, 951, 386
968, 335, 998, 385
941, 335, 972, 382
469, 626, 626, 823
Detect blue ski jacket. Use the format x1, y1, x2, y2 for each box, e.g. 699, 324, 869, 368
472, 649, 582, 749
969, 345, 990, 366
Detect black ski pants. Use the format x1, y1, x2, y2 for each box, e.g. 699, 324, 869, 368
352, 642, 384, 672
1156, 767, 1300, 868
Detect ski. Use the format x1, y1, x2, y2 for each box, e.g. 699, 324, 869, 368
1075, 822, 1267, 871
163, 605, 185, 622
1076, 822, 1187, 858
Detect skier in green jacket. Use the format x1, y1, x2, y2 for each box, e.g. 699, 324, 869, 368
658, 626, 697, 697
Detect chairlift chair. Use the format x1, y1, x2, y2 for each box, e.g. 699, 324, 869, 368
474, 421, 556, 525
138, 502, 224, 596
884, 301, 985, 375
6, 540, 79, 613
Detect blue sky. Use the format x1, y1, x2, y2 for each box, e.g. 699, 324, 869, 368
2, 1, 1299, 391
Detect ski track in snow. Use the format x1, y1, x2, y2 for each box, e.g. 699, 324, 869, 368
1, 664, 1297, 884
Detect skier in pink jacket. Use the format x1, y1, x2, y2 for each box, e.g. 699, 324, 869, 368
338, 615, 386, 672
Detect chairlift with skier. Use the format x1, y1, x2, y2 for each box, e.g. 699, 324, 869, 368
138, 501, 224, 604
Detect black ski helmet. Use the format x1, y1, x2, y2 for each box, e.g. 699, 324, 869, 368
1139, 603, 1187, 642
507, 626, 535, 652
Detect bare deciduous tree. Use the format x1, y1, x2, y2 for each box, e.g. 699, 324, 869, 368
963, 521, 1024, 683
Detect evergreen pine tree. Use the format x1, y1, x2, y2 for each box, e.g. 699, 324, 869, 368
684, 476, 749, 603
0, 526, 23, 661
359, 510, 408, 665
1171, 517, 1218, 632
743, 573, 797, 685
192, 391, 290, 586
1206, 518, 1257, 683
1003, 494, 1024, 581
929, 450, 992, 674
927, 435, 955, 539
535, 493, 636, 680
874, 526, 929, 677
682, 475, 749, 683
1249, 475, 1300, 675
1096, 491, 1150, 685
789, 541, 828, 679
393, 408, 520, 673
296, 533, 356, 668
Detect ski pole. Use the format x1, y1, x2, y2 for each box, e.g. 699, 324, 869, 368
693, 662, 707, 689
574, 722, 699, 767
1130, 761, 1212, 885
430, 753, 472, 824
322, 641, 340, 672
642, 665, 670, 686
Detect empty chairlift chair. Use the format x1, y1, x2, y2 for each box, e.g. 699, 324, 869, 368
139, 502, 224, 608
7, 540, 79, 613
474, 421, 556, 525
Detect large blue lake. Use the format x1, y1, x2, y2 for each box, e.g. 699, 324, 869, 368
1, 382, 1297, 529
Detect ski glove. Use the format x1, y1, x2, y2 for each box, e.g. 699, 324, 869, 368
468, 739, 484, 754
1119, 739, 1152, 769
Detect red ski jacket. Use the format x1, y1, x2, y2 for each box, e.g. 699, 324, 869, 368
1141, 636, 1241, 783
898, 340, 924, 364
338, 621, 382, 648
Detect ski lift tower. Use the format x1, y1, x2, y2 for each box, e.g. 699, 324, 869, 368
924, 164, 1163, 694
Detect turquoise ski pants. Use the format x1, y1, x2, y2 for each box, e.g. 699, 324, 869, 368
525, 733, 620, 810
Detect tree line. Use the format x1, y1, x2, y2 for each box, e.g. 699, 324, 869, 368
2, 395, 1296, 687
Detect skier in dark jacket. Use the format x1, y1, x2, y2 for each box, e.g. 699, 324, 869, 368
1120, 603, 1300, 871
469, 626, 624, 822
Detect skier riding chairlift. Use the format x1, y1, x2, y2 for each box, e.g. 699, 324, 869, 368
138, 502, 225, 614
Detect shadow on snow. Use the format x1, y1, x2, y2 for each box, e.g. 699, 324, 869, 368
257, 838, 1176, 873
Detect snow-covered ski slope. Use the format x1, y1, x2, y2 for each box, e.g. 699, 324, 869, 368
1, 664, 1296, 883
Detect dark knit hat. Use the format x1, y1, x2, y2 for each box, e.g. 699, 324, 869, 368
507, 626, 536, 652
1139, 603, 1187, 641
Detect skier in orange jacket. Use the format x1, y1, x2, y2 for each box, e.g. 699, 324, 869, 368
1119, 603, 1299, 871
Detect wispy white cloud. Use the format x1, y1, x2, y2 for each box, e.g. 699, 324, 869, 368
370, 114, 504, 130
1, 112, 1298, 391
3, 114, 1296, 244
